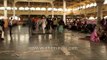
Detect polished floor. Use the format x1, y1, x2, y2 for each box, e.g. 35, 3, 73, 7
0, 25, 107, 60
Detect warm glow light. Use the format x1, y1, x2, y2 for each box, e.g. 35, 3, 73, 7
19, 7, 24, 10
82, 6, 85, 9
67, 9, 72, 11
104, 0, 107, 4
73, 8, 79, 11
9, 16, 20, 20
89, 16, 95, 20
24, 7, 29, 10
12, 7, 17, 10
80, 6, 83, 9
30, 7, 36, 10
36, 7, 41, 10
95, 17, 97, 19
77, 7, 80, 10
104, 16, 107, 19
86, 4, 90, 8
93, 3, 97, 6
41, 7, 46, 11
53, 8, 58, 11
0, 7, 5, 10
0, 16, 4, 19
6, 7, 12, 10
57, 8, 63, 11
47, 8, 52, 11
89, 3, 94, 7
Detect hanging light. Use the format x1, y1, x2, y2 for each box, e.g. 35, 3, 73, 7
36, 7, 41, 10
89, 3, 94, 7
12, 7, 17, 10
0, 7, 5, 10
82, 6, 85, 9
24, 7, 29, 10
80, 6, 83, 9
41, 7, 46, 11
19, 7, 24, 10
57, 8, 63, 11
6, 7, 12, 10
86, 4, 90, 8
53, 8, 58, 11
89, 16, 95, 20
9, 16, 20, 21
73, 8, 78, 11
47, 8, 52, 11
30, 7, 35, 10
0, 16, 5, 19
77, 7, 80, 10
93, 3, 97, 6
104, 0, 107, 4
67, 9, 72, 11
104, 16, 107, 19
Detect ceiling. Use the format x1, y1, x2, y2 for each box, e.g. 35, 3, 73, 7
0, 0, 96, 8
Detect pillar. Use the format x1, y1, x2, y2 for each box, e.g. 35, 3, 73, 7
50, 2, 54, 18
63, 0, 66, 25
28, 1, 30, 17
84, 4, 87, 18
46, 3, 48, 17
96, 0, 104, 23
96, 0, 104, 36
13, 0, 16, 19
4, 0, 7, 18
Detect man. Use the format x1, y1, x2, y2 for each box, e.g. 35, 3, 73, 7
9, 17, 13, 39
0, 19, 4, 40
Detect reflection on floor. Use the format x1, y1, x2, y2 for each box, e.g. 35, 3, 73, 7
0, 25, 107, 60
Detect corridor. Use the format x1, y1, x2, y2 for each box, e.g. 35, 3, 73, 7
0, 25, 107, 60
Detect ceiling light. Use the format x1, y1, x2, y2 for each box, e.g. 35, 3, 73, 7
6, 7, 12, 10
36, 7, 41, 10
19, 7, 24, 10
47, 8, 52, 11
41, 7, 46, 11
30, 7, 35, 10
25, 7, 29, 10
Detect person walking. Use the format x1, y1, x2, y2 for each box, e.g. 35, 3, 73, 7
9, 18, 13, 39
0, 19, 4, 40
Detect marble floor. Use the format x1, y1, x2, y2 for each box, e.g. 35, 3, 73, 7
0, 25, 107, 60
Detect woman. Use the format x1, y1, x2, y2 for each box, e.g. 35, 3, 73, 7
58, 19, 65, 33
90, 28, 100, 42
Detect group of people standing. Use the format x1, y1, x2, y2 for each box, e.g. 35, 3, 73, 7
31, 17, 65, 33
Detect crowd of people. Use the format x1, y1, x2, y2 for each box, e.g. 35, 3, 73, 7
66, 18, 107, 43
0, 16, 107, 43
66, 18, 96, 33
31, 17, 65, 33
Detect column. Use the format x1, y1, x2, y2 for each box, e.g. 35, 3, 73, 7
63, 0, 66, 25
50, 2, 54, 18
4, 0, 7, 18
46, 4, 48, 17
96, 0, 104, 36
13, 1, 16, 19
28, 1, 30, 17
96, 0, 104, 22
84, 4, 87, 18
